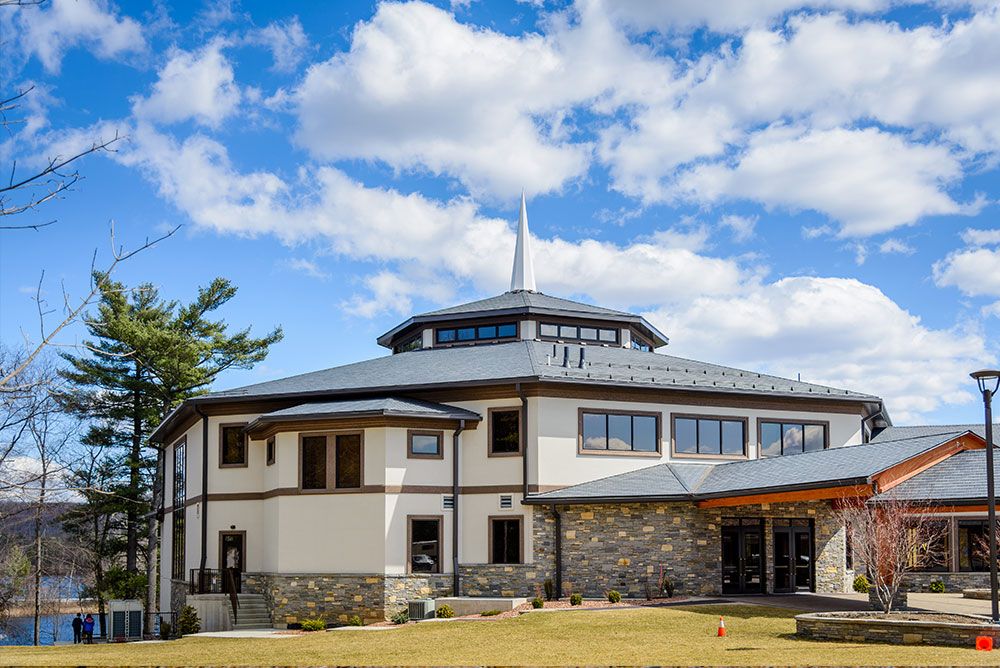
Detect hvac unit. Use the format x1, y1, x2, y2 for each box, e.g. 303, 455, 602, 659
107, 599, 144, 641
407, 599, 436, 620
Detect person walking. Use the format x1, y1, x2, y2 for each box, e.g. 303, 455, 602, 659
71, 614, 83, 644
82, 613, 95, 644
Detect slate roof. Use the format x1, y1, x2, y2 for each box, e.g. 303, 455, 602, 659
876, 448, 1000, 503
524, 431, 970, 504
376, 290, 669, 348
246, 397, 481, 430
151, 340, 880, 443
872, 423, 1000, 447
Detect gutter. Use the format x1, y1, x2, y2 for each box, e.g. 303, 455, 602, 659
452, 419, 466, 596
195, 406, 209, 593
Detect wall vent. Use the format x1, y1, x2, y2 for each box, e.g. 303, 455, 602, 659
499, 494, 513, 510
442, 494, 455, 511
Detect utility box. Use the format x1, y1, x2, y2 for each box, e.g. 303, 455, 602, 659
407, 599, 436, 620
107, 599, 143, 641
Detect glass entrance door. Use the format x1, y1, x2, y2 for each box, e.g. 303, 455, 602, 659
773, 520, 813, 593
721, 518, 765, 594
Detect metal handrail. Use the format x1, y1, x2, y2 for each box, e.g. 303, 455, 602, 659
224, 568, 240, 624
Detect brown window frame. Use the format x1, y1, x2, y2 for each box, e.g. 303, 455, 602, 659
407, 429, 444, 459
488, 407, 523, 457
407, 514, 444, 574
171, 436, 186, 580
266, 436, 275, 466
488, 515, 524, 565
577, 408, 661, 457
670, 413, 749, 460
218, 423, 249, 468
218, 530, 247, 571
434, 321, 519, 347
297, 431, 365, 493
757, 418, 830, 458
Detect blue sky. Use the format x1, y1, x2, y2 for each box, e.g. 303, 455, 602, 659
1, 0, 999, 425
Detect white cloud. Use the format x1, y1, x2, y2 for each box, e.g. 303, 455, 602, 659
933, 246, 1000, 297
962, 227, 1000, 246
13, 0, 145, 74
674, 126, 966, 236
650, 276, 990, 422
595, 0, 891, 33
878, 238, 916, 255
282, 258, 330, 281
983, 301, 1000, 319
132, 41, 241, 128
247, 17, 310, 72
293, 0, 671, 199
719, 214, 757, 242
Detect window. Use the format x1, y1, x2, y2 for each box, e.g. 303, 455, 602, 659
489, 408, 521, 456
299, 432, 364, 491
908, 520, 949, 572
539, 322, 618, 344
219, 424, 248, 467
408, 430, 443, 459
490, 517, 522, 564
580, 410, 659, 454
631, 337, 652, 352
266, 437, 275, 466
672, 415, 747, 458
435, 322, 517, 345
759, 420, 828, 457
408, 516, 442, 573
172, 438, 186, 580
959, 520, 991, 572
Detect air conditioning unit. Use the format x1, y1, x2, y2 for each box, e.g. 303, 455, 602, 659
107, 599, 143, 641
408, 599, 436, 621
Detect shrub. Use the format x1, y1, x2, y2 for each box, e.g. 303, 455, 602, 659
531, 597, 544, 609
929, 580, 946, 593
569, 593, 583, 606
391, 610, 409, 625
543, 578, 555, 601
607, 590, 622, 604
176, 605, 200, 636
852, 574, 870, 594
660, 576, 675, 598
348, 615, 363, 626
435, 604, 454, 619
158, 621, 172, 640
300, 617, 326, 632
480, 609, 501, 617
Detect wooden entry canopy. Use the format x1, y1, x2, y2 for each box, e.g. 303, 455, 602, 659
696, 433, 987, 508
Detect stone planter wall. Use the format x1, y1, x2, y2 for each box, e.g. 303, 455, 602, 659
902, 571, 989, 593
796, 612, 1000, 648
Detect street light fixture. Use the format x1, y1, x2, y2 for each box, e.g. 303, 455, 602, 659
971, 369, 1000, 624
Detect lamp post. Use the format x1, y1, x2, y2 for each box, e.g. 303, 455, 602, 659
971, 369, 1000, 624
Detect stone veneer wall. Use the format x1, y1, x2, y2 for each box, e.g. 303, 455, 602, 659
169, 579, 188, 618
533, 500, 847, 598
240, 573, 453, 626
901, 571, 990, 593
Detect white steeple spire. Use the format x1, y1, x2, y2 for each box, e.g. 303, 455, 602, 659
509, 190, 537, 292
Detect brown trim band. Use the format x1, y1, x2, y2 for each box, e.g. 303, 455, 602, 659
248, 416, 478, 440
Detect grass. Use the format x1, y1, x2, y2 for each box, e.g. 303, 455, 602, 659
1, 604, 997, 666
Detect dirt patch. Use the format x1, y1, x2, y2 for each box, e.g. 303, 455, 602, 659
816, 611, 992, 625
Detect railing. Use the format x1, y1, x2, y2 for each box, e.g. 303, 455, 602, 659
188, 568, 240, 624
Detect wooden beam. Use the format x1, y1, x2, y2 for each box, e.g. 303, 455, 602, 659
873, 435, 986, 494
696, 484, 872, 508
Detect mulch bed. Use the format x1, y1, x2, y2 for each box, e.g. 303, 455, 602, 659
817, 611, 994, 625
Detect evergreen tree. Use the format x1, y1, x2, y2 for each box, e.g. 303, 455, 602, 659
59, 275, 282, 595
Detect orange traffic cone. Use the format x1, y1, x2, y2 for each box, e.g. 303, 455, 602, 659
717, 616, 726, 637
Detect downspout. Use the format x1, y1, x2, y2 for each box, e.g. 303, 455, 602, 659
195, 406, 209, 593
518, 383, 528, 499
552, 504, 562, 599
452, 419, 466, 596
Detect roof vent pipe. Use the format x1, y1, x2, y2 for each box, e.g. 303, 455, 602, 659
562, 346, 570, 368
578, 347, 586, 369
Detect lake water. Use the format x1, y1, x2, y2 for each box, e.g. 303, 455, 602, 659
0, 576, 93, 646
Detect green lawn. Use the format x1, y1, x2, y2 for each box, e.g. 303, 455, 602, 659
1, 604, 996, 666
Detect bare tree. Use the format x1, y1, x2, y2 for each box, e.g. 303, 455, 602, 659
840, 497, 948, 613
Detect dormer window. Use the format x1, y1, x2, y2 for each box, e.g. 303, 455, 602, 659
435, 322, 517, 345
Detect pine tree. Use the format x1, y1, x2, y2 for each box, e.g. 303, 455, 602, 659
59, 274, 282, 626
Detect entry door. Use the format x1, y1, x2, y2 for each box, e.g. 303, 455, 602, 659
721, 519, 765, 594
773, 521, 813, 593
220, 532, 245, 594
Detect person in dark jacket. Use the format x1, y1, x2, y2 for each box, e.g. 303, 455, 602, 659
71, 614, 83, 644
82, 614, 95, 644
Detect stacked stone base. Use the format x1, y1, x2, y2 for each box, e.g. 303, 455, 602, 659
797, 612, 1000, 648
